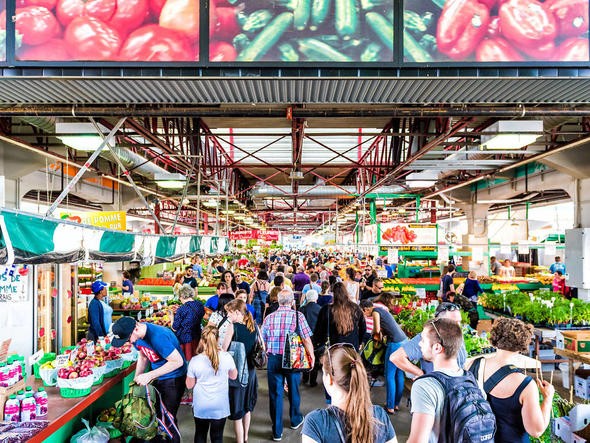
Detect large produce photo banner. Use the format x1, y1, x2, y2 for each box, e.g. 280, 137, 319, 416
11, 0, 200, 61
380, 223, 438, 250
210, 0, 394, 61
404, 0, 589, 62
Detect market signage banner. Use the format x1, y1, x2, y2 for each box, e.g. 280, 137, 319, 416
229, 230, 280, 241
83, 211, 126, 231
0, 266, 29, 302
380, 223, 437, 251
404, 0, 589, 63
0, 210, 230, 265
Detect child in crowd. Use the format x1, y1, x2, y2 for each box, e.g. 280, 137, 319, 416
360, 299, 374, 343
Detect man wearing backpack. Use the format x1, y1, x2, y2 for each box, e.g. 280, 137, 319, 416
407, 318, 495, 443
112, 316, 187, 443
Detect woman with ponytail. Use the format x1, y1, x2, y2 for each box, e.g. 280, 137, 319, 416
302, 344, 397, 443
186, 325, 238, 443
224, 299, 259, 443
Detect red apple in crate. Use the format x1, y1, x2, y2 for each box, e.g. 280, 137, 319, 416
68, 372, 79, 379
77, 351, 87, 360
95, 345, 103, 353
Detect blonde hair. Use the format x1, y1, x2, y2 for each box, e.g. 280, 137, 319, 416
321, 346, 376, 443
225, 299, 255, 332
199, 325, 220, 373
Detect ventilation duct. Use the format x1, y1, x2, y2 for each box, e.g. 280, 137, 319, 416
251, 185, 405, 198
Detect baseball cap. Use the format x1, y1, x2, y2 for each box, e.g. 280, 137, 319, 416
111, 316, 137, 348
91, 280, 108, 294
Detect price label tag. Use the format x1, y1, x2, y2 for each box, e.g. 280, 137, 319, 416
69, 348, 78, 362
150, 307, 154, 316
416, 288, 426, 299
157, 302, 162, 311
145, 309, 150, 318
86, 342, 95, 356
54, 354, 70, 368
29, 349, 44, 365
137, 311, 142, 321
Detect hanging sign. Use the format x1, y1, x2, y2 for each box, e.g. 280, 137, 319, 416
471, 247, 484, 263
380, 223, 437, 251
0, 267, 29, 302
84, 211, 126, 231
518, 241, 530, 255
387, 248, 399, 264
500, 244, 511, 254
438, 245, 449, 261
545, 243, 557, 256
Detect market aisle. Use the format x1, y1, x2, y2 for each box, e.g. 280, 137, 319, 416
176, 369, 411, 442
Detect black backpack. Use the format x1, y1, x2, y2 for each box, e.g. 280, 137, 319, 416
418, 370, 496, 443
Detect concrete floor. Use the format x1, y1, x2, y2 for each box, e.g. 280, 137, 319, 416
177, 370, 412, 442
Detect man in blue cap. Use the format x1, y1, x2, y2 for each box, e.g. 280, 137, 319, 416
111, 316, 186, 443
88, 280, 112, 342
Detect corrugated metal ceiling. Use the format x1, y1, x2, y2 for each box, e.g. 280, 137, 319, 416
0, 77, 590, 105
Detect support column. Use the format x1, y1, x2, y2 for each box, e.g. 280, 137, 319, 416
569, 178, 590, 301
458, 202, 491, 274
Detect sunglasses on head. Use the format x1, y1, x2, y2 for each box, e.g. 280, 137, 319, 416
436, 303, 459, 315
430, 318, 445, 348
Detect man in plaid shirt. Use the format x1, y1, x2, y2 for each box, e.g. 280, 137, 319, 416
262, 289, 315, 441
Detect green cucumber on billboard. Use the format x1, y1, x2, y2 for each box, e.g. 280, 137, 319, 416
403, 0, 589, 62
210, 0, 394, 62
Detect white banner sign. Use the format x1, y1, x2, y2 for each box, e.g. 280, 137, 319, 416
0, 267, 29, 302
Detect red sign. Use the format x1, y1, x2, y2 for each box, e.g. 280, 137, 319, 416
259, 230, 280, 241
229, 230, 255, 240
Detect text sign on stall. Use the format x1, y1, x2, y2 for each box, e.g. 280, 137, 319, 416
0, 267, 29, 302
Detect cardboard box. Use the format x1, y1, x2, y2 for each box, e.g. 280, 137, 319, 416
554, 416, 572, 443
562, 331, 590, 353
0, 378, 25, 420
574, 375, 590, 400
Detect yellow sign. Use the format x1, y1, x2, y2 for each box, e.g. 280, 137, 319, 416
84, 211, 126, 231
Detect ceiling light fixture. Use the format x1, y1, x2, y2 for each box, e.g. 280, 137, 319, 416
56, 121, 111, 152
480, 120, 543, 150
154, 173, 187, 189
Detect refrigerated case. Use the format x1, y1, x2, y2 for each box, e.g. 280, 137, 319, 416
35, 264, 57, 353
34, 263, 77, 353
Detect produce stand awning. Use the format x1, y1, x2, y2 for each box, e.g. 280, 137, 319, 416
0, 209, 230, 265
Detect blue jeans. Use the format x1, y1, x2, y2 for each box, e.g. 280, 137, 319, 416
385, 340, 407, 409
267, 354, 303, 438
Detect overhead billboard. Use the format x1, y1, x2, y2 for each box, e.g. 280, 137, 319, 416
403, 0, 589, 62
380, 223, 438, 251
210, 0, 395, 62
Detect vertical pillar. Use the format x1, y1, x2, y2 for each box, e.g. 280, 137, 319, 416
458, 202, 491, 273
569, 177, 590, 301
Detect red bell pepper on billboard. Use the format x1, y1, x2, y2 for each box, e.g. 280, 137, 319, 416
545, 0, 588, 38
556, 37, 589, 61
499, 0, 557, 47
436, 0, 490, 59
476, 37, 524, 61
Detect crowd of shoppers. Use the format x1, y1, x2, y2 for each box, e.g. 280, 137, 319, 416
103, 250, 554, 443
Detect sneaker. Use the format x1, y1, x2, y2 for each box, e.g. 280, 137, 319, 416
272, 434, 283, 441
371, 378, 385, 387
290, 420, 304, 430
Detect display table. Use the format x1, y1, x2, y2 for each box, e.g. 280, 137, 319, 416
29, 364, 136, 443
554, 347, 590, 399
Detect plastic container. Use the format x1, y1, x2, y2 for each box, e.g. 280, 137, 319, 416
34, 387, 48, 417
6, 357, 17, 386
560, 362, 570, 389
16, 390, 25, 402
20, 393, 37, 421
59, 387, 92, 398
24, 386, 33, 396
0, 362, 8, 387
3, 395, 20, 422
33, 353, 56, 379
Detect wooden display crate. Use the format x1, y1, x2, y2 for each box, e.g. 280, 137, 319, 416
0, 378, 26, 420
563, 330, 590, 353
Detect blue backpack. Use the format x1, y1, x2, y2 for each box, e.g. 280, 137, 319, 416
418, 370, 496, 443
